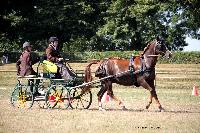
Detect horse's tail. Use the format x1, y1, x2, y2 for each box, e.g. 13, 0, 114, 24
82, 61, 98, 93
84, 60, 98, 83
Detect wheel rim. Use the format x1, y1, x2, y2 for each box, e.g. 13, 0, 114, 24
70, 88, 92, 109
45, 85, 70, 109
10, 84, 34, 109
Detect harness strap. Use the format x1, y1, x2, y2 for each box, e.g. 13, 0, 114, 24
95, 58, 109, 77
129, 55, 153, 81
129, 56, 136, 83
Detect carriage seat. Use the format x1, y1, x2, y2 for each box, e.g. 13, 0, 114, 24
42, 60, 60, 79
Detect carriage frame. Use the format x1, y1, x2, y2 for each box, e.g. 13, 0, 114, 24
10, 59, 93, 110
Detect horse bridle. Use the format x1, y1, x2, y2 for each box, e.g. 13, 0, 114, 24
142, 39, 166, 69
146, 40, 163, 57
154, 39, 168, 56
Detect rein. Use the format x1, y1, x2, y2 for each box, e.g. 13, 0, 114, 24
147, 55, 160, 57
134, 40, 159, 73
144, 39, 165, 58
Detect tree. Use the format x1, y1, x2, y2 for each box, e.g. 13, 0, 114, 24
97, 0, 200, 51
0, 0, 34, 50
22, 0, 110, 52
0, 0, 199, 51
157, 0, 200, 50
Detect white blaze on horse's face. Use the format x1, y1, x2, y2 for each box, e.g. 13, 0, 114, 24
155, 39, 172, 59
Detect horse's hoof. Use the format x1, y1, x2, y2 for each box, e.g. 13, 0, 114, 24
122, 106, 128, 111
159, 109, 165, 112
144, 108, 149, 112
99, 107, 106, 111
145, 105, 150, 109
158, 107, 165, 112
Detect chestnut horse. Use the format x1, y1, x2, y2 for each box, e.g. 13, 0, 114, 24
85, 37, 172, 111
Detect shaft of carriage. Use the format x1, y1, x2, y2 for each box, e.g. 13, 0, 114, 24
70, 69, 142, 90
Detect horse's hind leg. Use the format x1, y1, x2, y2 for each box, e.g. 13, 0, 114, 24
106, 81, 127, 110
97, 82, 107, 111
98, 81, 127, 110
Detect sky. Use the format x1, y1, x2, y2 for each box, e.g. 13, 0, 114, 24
184, 37, 200, 51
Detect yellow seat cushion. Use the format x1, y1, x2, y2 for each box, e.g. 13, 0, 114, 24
42, 60, 57, 73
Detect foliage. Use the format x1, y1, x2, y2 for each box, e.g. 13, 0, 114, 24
0, 0, 199, 51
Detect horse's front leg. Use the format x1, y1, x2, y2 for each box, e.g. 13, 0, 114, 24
138, 78, 153, 109
139, 78, 164, 112
148, 80, 164, 112
146, 95, 153, 110
151, 89, 164, 112
106, 81, 127, 110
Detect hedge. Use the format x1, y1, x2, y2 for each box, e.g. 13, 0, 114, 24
0, 51, 200, 64
158, 51, 200, 64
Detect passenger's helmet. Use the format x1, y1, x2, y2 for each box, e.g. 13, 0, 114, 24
48, 37, 58, 43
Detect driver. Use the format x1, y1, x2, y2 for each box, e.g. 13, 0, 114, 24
45, 37, 76, 80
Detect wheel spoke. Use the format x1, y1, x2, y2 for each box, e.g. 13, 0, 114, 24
69, 87, 92, 109
11, 84, 34, 109
45, 85, 70, 109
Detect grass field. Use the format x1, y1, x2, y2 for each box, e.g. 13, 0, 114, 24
0, 63, 200, 133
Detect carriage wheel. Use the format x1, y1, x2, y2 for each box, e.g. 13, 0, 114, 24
69, 87, 92, 109
45, 84, 70, 109
10, 84, 34, 109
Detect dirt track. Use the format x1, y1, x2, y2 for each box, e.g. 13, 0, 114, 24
1, 86, 200, 133
1, 63, 200, 133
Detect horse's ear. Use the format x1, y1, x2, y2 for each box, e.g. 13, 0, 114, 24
156, 36, 160, 41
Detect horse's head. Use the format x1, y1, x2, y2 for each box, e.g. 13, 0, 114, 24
154, 36, 172, 59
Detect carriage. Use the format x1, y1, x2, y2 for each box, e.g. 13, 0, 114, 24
10, 59, 93, 110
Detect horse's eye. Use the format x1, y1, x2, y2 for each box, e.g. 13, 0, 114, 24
157, 44, 161, 49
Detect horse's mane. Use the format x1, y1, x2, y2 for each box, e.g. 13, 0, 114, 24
141, 40, 155, 56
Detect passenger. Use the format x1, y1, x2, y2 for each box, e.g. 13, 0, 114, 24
45, 36, 76, 80
16, 42, 40, 95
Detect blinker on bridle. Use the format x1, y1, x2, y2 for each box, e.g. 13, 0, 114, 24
147, 39, 164, 57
